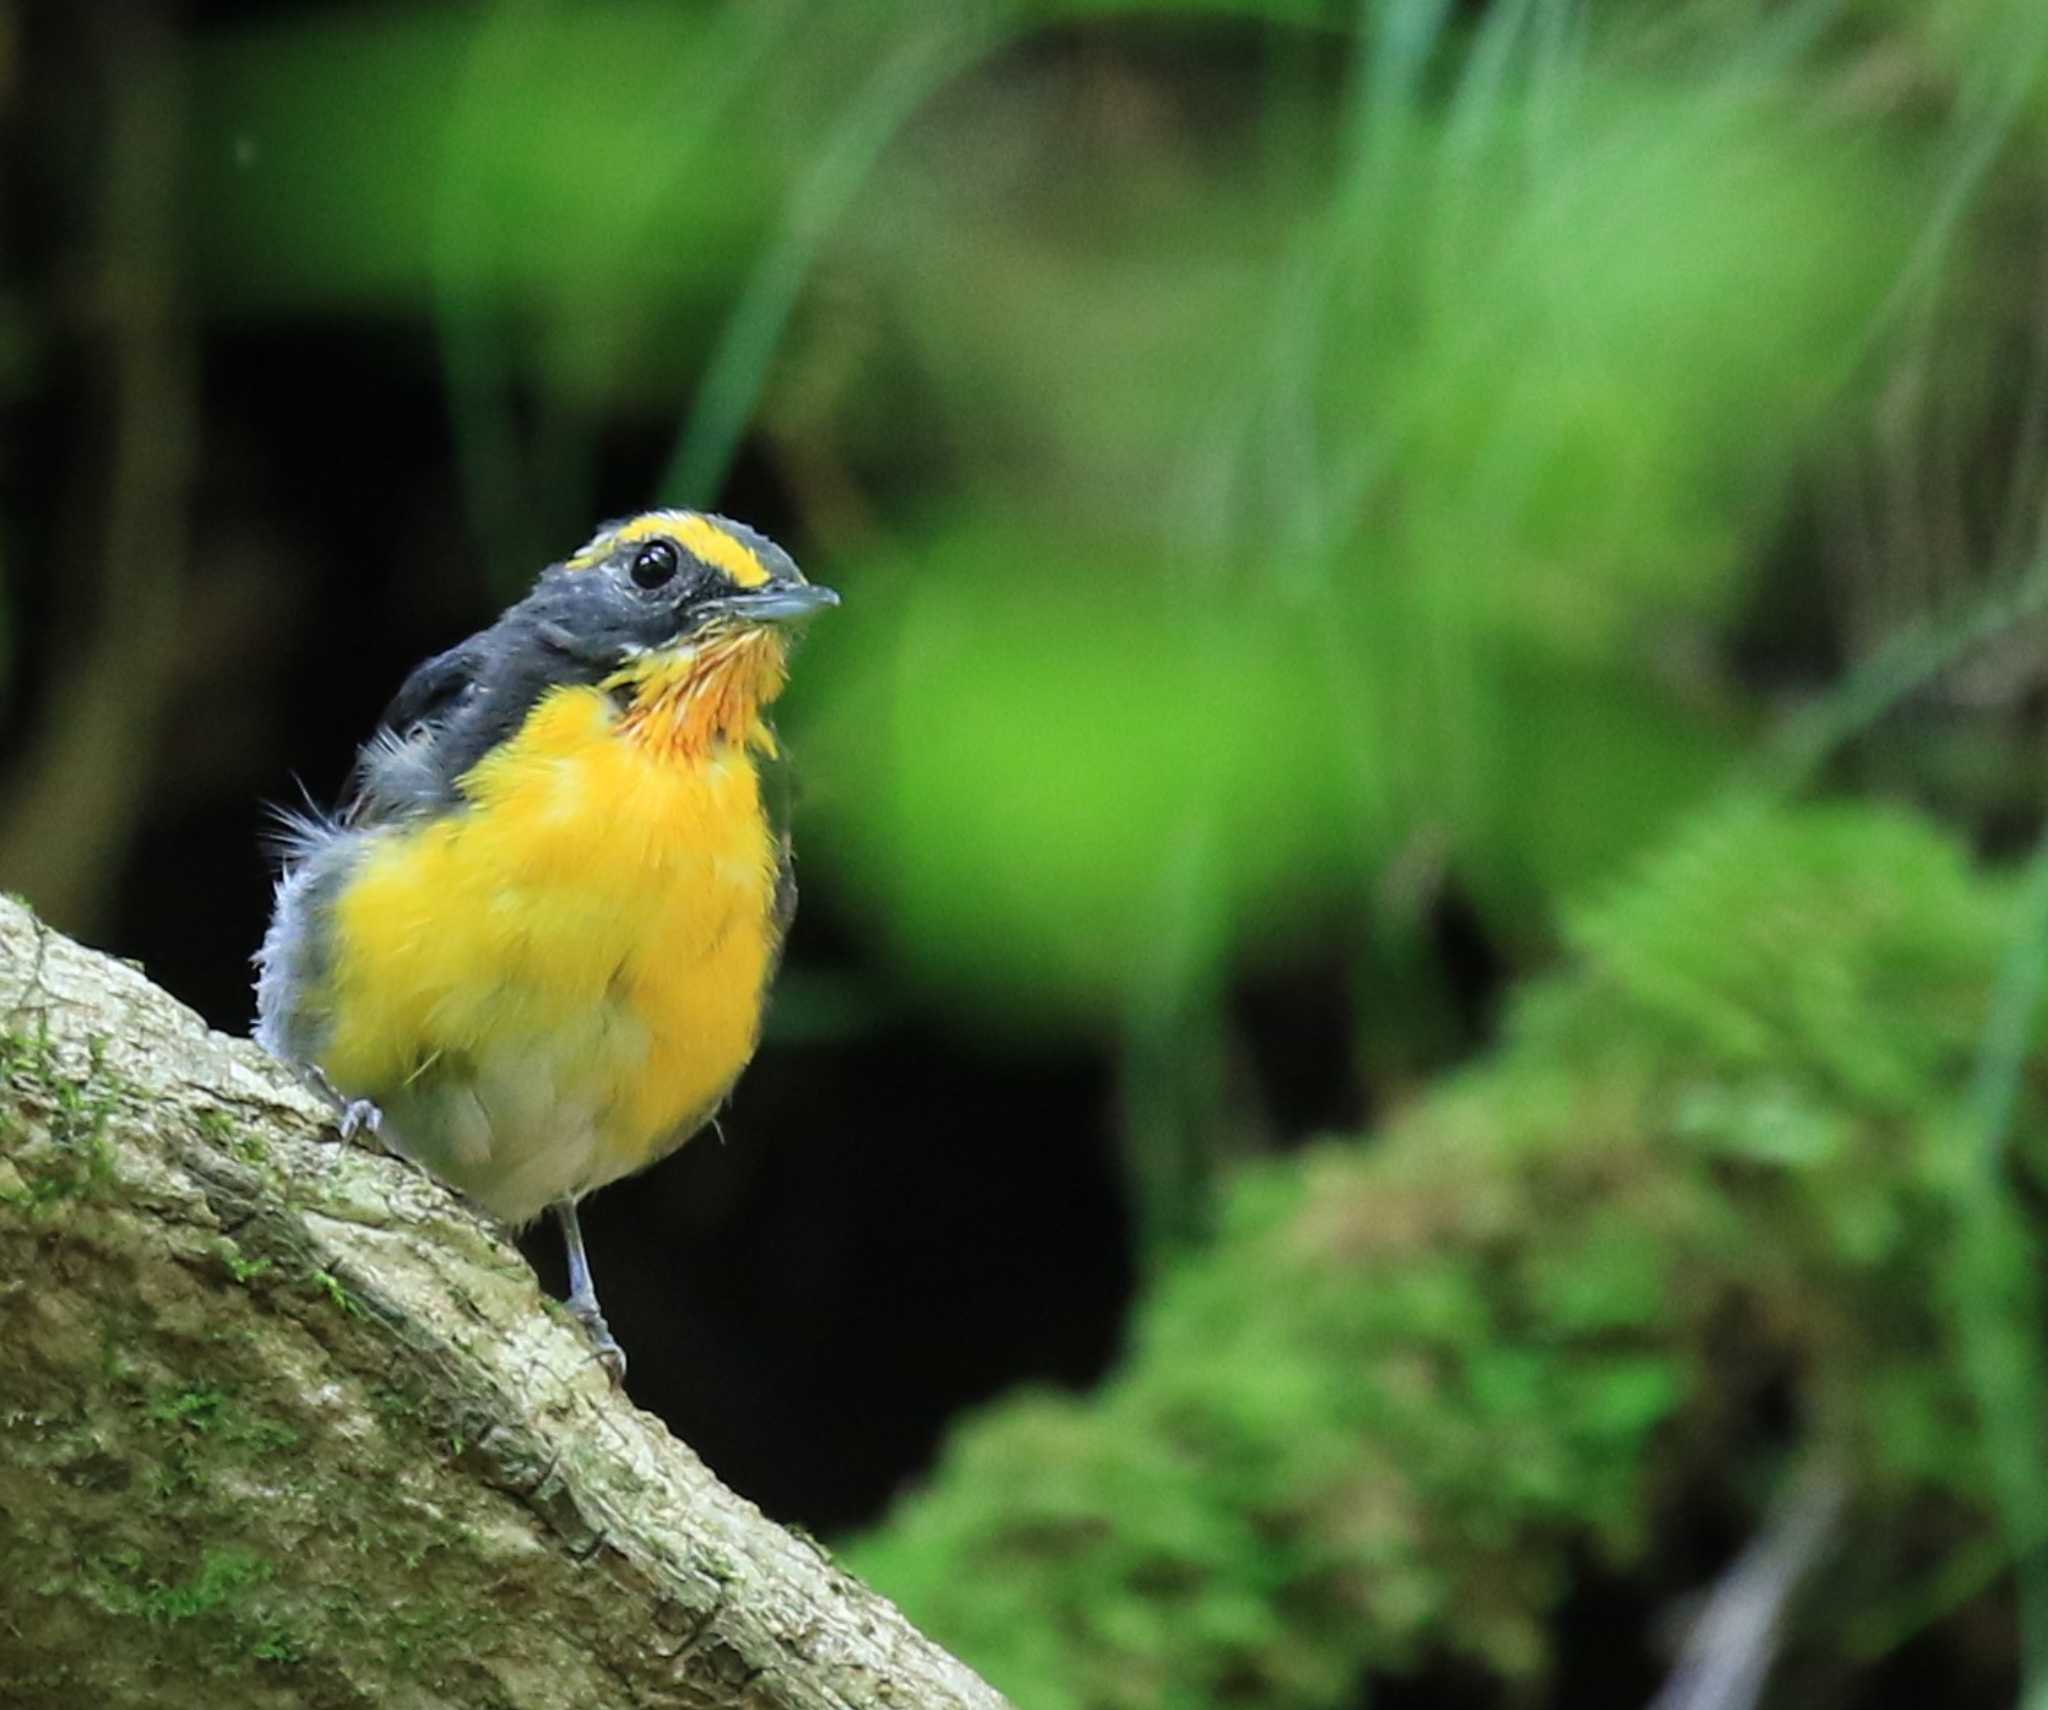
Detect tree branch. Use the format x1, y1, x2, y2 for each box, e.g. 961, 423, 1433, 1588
0, 896, 1010, 1710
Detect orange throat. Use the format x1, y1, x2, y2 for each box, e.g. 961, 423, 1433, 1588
611, 625, 789, 759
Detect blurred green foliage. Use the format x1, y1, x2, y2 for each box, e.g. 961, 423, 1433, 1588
850, 802, 2045, 1708
194, 6, 789, 322
790, 58, 1918, 1006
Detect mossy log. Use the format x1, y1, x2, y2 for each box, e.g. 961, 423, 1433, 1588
0, 896, 1010, 1710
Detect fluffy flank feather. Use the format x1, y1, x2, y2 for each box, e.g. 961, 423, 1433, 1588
262, 785, 344, 870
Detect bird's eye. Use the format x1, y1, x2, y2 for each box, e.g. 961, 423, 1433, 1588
629, 539, 680, 590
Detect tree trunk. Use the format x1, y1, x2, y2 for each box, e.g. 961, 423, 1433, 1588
0, 896, 1010, 1710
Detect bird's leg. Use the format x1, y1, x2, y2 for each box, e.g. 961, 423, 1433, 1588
553, 1198, 627, 1384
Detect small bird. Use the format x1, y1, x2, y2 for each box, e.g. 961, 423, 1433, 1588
256, 510, 837, 1378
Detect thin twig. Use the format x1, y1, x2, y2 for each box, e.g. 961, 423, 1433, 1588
1646, 1468, 1844, 1710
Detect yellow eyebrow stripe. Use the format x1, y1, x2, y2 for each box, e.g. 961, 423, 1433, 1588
567, 511, 771, 588
669, 515, 771, 588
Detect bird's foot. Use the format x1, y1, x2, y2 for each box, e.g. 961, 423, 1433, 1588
337, 1098, 384, 1143
303, 1064, 385, 1148
565, 1296, 628, 1386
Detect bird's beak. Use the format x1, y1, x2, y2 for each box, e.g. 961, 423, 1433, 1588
704, 583, 840, 625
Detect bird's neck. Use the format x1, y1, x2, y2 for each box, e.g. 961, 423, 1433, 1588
611, 628, 788, 760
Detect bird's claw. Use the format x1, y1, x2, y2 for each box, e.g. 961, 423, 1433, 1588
566, 1298, 628, 1386
301, 1064, 384, 1147
337, 1098, 383, 1142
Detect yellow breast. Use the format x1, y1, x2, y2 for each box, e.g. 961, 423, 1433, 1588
319, 683, 781, 1220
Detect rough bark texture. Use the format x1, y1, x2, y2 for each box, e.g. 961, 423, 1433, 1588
0, 897, 1010, 1710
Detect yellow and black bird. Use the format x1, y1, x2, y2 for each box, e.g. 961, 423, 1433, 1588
256, 510, 836, 1377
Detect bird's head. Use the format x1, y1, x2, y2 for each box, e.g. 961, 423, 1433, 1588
530, 509, 837, 756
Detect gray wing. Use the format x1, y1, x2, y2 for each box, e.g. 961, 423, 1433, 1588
257, 600, 621, 1059
256, 636, 491, 1061
345, 635, 494, 825
347, 600, 632, 824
